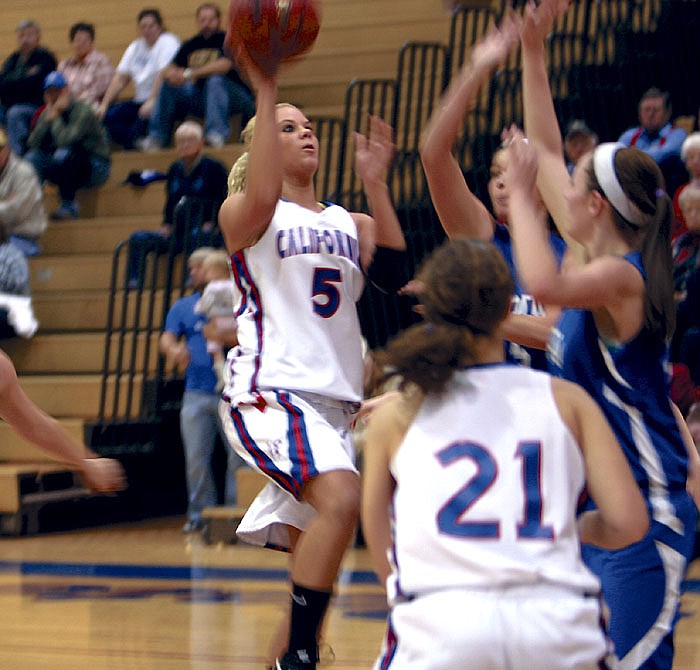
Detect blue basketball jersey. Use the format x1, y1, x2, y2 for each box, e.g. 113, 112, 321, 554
493, 223, 566, 370
547, 252, 688, 535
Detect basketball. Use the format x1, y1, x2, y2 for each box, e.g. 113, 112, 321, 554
227, 0, 321, 73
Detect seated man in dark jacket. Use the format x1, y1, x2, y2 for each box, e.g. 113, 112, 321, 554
0, 20, 57, 156
127, 120, 229, 286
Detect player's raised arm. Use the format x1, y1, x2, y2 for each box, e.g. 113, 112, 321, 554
419, 14, 520, 240
521, 0, 582, 251
218, 47, 282, 254
352, 116, 408, 290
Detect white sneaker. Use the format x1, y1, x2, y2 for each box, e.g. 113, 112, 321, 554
206, 132, 226, 148
135, 136, 162, 153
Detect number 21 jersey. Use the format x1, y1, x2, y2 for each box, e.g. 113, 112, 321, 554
388, 364, 600, 602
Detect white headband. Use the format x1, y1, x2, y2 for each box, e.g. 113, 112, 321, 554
592, 142, 646, 227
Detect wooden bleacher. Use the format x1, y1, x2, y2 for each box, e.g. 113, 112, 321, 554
200, 468, 268, 545
1, 0, 458, 120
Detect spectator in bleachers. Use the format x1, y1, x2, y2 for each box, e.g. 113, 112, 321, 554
137, 3, 254, 151
0, 20, 57, 156
669, 187, 700, 396
58, 22, 114, 109
159, 246, 243, 533
25, 71, 111, 220
672, 185, 700, 301
674, 266, 700, 389
563, 119, 598, 174
0, 126, 47, 257
0, 220, 37, 339
673, 132, 700, 240
97, 8, 180, 151
126, 120, 228, 286
618, 87, 688, 197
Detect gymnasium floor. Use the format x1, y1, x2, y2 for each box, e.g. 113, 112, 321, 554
0, 515, 698, 669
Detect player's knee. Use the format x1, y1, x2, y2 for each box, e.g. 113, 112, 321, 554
311, 472, 360, 524
332, 482, 360, 525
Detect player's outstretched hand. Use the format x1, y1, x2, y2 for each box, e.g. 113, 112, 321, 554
470, 10, 521, 73
521, 0, 570, 52
80, 457, 127, 493
503, 126, 538, 196
354, 391, 402, 428
354, 116, 395, 187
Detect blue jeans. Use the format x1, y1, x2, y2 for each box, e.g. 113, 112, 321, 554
25, 147, 110, 201
126, 230, 174, 285
147, 75, 255, 145
9, 235, 40, 257
0, 103, 39, 155
104, 100, 149, 150
127, 226, 223, 285
179, 390, 245, 523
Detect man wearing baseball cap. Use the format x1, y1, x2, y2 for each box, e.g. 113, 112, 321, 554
24, 70, 110, 220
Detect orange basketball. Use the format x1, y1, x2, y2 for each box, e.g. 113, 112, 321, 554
227, 0, 321, 73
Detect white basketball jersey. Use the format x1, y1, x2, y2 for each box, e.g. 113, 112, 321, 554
226, 199, 365, 404
388, 364, 601, 603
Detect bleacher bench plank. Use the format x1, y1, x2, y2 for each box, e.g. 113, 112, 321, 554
200, 468, 267, 545
0, 462, 92, 535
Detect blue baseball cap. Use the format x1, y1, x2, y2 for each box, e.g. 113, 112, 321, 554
43, 71, 67, 90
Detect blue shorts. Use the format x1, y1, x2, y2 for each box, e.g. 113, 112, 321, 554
582, 496, 697, 669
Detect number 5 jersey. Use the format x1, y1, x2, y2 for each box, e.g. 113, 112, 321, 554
226, 199, 365, 406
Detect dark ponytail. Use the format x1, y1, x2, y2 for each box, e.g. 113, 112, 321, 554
640, 188, 675, 339
374, 239, 513, 395
589, 147, 675, 340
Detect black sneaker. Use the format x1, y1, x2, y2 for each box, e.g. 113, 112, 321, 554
275, 651, 315, 670
50, 201, 79, 220
182, 519, 203, 534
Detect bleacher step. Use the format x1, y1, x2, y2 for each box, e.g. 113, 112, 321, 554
0, 419, 86, 463
30, 253, 183, 293
32, 289, 169, 332
0, 463, 92, 534
16, 374, 143, 420
2, 332, 160, 375
41, 214, 160, 255
108, 144, 244, 185
200, 469, 268, 545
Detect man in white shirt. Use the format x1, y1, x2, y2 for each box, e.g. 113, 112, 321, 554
96, 9, 180, 150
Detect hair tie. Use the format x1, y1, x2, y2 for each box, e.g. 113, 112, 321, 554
655, 188, 666, 198
593, 143, 646, 227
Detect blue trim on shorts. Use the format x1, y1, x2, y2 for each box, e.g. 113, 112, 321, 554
277, 391, 319, 487
228, 405, 299, 498
378, 613, 398, 669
